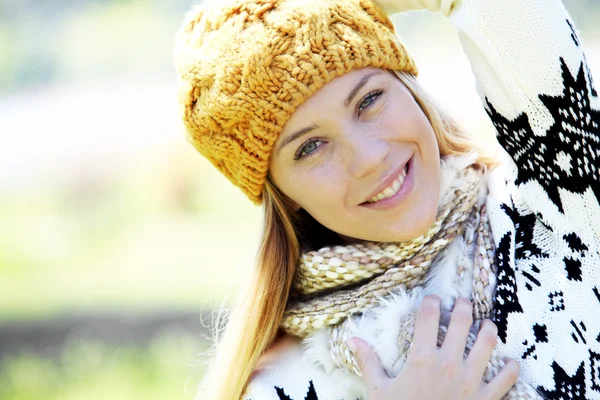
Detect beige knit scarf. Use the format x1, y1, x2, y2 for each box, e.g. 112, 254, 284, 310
281, 162, 543, 399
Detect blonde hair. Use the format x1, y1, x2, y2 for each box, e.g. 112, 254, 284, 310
198, 71, 499, 400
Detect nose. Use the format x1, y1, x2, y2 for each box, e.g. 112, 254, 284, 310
345, 127, 389, 179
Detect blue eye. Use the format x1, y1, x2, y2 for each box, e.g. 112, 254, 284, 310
357, 89, 383, 115
294, 138, 323, 160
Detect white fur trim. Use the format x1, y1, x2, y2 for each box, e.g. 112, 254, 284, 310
438, 152, 480, 212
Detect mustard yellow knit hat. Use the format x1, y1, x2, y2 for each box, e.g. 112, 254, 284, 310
174, 0, 418, 204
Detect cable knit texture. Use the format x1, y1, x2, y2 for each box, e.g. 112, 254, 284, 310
242, 0, 600, 399
174, 0, 418, 203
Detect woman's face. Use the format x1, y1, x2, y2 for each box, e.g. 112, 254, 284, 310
269, 68, 441, 243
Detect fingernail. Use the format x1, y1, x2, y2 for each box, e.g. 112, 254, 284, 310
346, 338, 358, 353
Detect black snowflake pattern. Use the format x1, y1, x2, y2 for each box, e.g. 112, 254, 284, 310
521, 324, 549, 360
486, 57, 600, 214
492, 231, 523, 343
522, 339, 538, 360
502, 206, 549, 290
539, 361, 587, 399
275, 381, 319, 400
534, 323, 549, 343
567, 19, 580, 47
564, 256, 583, 281
591, 350, 600, 392
594, 286, 600, 304
570, 320, 588, 344
505, 207, 549, 260
563, 233, 589, 252
549, 290, 566, 312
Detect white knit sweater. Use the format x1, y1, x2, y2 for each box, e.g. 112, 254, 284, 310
243, 0, 600, 399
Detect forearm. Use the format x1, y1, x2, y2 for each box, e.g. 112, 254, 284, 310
378, 0, 599, 217
375, 0, 457, 16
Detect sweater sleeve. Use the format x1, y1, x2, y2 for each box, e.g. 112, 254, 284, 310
384, 0, 600, 219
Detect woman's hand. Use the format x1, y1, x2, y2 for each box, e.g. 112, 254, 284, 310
347, 296, 519, 400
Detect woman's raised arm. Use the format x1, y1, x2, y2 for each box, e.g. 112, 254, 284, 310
377, 0, 600, 218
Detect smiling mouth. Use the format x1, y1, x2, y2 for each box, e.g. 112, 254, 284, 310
365, 162, 410, 204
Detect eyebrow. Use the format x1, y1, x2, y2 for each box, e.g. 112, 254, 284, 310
276, 125, 318, 156
276, 71, 383, 156
344, 71, 382, 107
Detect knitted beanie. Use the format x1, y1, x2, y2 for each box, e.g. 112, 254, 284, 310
174, 0, 418, 204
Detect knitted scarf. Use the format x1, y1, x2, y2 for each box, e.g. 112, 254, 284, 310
280, 162, 543, 399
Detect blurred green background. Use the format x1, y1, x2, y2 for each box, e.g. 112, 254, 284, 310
0, 1, 598, 399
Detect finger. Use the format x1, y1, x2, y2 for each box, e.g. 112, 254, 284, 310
347, 337, 387, 384
411, 295, 442, 351
478, 358, 520, 400
466, 319, 498, 376
441, 298, 473, 358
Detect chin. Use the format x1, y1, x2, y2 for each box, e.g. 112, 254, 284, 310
412, 206, 438, 236
379, 203, 439, 243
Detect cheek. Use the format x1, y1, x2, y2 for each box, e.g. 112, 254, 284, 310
395, 109, 439, 163
280, 165, 347, 214
379, 100, 430, 138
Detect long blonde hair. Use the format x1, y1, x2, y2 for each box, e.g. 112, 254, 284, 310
198, 71, 499, 400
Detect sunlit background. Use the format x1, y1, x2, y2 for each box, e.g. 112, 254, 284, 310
0, 1, 598, 399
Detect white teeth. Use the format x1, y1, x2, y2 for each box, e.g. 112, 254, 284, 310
367, 165, 408, 204
383, 187, 396, 197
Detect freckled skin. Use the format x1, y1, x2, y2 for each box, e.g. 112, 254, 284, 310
269, 67, 441, 243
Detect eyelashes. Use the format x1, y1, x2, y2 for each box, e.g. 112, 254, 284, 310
294, 137, 323, 160
293, 88, 384, 161
356, 89, 383, 116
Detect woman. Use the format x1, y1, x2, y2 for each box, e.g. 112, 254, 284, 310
174, 0, 600, 399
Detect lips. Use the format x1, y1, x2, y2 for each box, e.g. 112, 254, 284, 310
360, 157, 413, 207
365, 164, 408, 203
